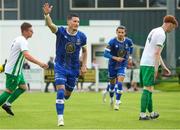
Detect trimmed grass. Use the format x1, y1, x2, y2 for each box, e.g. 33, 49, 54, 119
155, 82, 180, 91
0, 91, 180, 129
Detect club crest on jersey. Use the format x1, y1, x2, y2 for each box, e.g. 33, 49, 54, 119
65, 42, 75, 53
117, 50, 126, 57
76, 39, 81, 45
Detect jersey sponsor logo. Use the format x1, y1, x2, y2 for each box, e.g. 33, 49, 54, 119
65, 42, 75, 53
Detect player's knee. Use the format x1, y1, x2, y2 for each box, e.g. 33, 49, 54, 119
5, 89, 13, 94
110, 79, 116, 84
22, 86, 27, 91
144, 86, 153, 92
56, 85, 65, 90
19, 84, 28, 91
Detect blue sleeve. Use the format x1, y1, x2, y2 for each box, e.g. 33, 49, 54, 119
104, 50, 112, 59
55, 26, 63, 36
104, 39, 113, 59
108, 39, 114, 47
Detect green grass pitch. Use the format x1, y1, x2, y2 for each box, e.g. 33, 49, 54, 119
0, 90, 180, 129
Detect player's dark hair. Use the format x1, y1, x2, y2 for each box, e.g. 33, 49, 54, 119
116, 25, 127, 32
67, 13, 79, 20
21, 22, 32, 33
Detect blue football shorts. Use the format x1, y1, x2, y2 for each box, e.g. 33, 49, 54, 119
108, 67, 126, 79
54, 62, 79, 92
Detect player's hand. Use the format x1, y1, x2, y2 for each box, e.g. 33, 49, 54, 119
43, 3, 53, 15
39, 63, 49, 69
81, 65, 87, 75
162, 67, 171, 77
113, 56, 125, 62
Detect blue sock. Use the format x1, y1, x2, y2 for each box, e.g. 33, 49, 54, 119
116, 82, 122, 100
109, 84, 115, 98
56, 89, 64, 115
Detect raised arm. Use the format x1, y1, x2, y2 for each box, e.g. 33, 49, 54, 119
43, 3, 58, 33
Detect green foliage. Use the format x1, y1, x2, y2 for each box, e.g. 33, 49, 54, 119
176, 67, 180, 74
99, 69, 108, 82
0, 92, 180, 129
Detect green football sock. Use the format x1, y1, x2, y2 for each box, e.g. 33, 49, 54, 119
148, 91, 153, 113
141, 89, 150, 112
0, 91, 11, 106
7, 88, 25, 104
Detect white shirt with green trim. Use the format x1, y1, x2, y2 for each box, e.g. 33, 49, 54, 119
5, 36, 29, 76
140, 27, 166, 67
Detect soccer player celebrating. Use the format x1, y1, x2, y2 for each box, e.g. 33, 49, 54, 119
139, 15, 178, 120
104, 26, 133, 110
43, 3, 87, 126
0, 22, 48, 116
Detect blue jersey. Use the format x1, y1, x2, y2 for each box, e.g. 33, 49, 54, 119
108, 37, 133, 69
55, 27, 87, 71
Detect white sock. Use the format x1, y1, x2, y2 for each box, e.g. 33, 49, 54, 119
116, 100, 120, 105
5, 102, 11, 106
140, 112, 147, 117
58, 115, 63, 119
